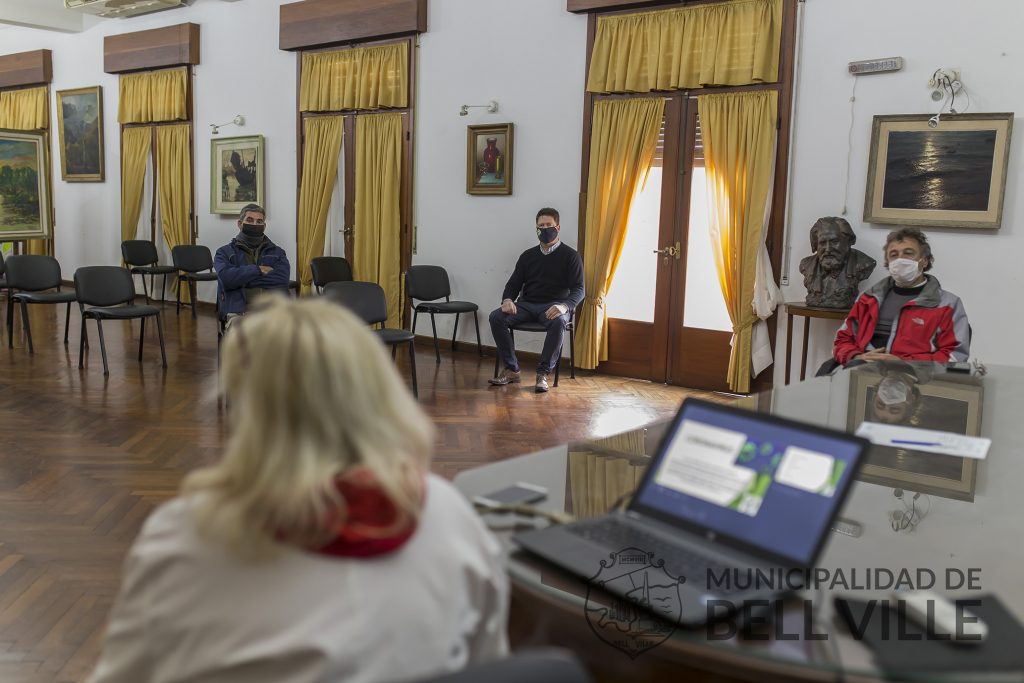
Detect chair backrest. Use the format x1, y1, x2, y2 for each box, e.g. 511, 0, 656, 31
171, 245, 214, 273
121, 240, 159, 267
74, 266, 136, 307
310, 256, 353, 288
405, 265, 451, 302
4, 255, 62, 291
417, 650, 592, 683
322, 281, 388, 326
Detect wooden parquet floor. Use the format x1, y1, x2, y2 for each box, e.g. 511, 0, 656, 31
0, 301, 724, 682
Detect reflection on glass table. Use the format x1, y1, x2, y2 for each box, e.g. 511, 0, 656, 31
454, 363, 1024, 683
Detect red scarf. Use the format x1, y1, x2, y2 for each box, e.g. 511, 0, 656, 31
309, 467, 423, 558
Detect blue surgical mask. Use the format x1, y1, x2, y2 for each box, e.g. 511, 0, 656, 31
536, 226, 558, 244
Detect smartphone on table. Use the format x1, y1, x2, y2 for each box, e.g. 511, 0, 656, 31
472, 482, 548, 507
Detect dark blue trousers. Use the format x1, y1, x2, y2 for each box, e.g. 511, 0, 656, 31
489, 301, 569, 374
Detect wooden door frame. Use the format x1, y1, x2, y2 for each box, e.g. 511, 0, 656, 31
576, 0, 799, 392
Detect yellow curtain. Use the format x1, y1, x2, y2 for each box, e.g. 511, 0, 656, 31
699, 90, 778, 393
118, 68, 188, 124
121, 127, 152, 243
577, 98, 664, 370
0, 86, 48, 130
354, 112, 403, 328
0, 86, 51, 255
296, 116, 344, 294
587, 0, 782, 93
300, 43, 408, 112
156, 124, 193, 303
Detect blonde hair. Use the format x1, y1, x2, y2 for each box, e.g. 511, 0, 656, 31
183, 297, 434, 556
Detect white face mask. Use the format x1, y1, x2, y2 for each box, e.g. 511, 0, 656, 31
888, 258, 921, 285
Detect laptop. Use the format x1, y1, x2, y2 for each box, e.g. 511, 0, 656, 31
514, 398, 868, 626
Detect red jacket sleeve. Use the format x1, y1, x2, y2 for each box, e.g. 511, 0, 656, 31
833, 296, 870, 365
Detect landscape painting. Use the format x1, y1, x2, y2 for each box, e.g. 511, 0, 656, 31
0, 130, 51, 241
57, 86, 104, 182
864, 113, 1013, 229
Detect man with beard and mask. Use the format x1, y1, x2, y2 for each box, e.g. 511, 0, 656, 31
214, 203, 291, 321
799, 217, 875, 309
488, 207, 584, 393
831, 227, 970, 366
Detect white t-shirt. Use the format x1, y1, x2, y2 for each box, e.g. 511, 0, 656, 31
87, 475, 509, 683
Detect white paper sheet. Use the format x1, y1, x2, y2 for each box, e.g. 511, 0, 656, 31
855, 422, 990, 460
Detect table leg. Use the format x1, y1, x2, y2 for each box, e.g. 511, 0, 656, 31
785, 313, 794, 385
800, 317, 811, 381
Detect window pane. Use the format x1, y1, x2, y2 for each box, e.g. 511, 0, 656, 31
682, 167, 732, 331
606, 166, 662, 323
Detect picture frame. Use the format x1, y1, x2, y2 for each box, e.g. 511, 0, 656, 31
0, 129, 52, 242
56, 85, 104, 182
466, 123, 513, 196
846, 366, 982, 501
864, 112, 1013, 229
211, 135, 264, 215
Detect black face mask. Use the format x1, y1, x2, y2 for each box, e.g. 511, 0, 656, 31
241, 225, 265, 239
536, 226, 558, 244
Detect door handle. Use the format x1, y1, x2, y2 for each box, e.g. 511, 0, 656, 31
653, 242, 681, 259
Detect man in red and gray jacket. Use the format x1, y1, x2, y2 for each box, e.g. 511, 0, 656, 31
832, 227, 970, 366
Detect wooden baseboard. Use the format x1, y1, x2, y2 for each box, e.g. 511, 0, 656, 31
412, 333, 579, 375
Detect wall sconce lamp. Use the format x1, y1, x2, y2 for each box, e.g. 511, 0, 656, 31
211, 115, 245, 135
459, 100, 499, 117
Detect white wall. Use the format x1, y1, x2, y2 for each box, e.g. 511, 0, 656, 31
778, 0, 1023, 381
1, 0, 589, 357
414, 0, 588, 354
1, 0, 299, 305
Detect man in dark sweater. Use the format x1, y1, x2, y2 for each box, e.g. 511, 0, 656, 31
488, 207, 585, 393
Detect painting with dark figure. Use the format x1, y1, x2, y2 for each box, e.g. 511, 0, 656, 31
57, 86, 104, 182
210, 135, 264, 215
0, 130, 51, 241
798, 216, 876, 309
846, 361, 981, 501
864, 113, 1013, 229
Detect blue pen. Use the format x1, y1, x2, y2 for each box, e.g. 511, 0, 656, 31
890, 439, 942, 446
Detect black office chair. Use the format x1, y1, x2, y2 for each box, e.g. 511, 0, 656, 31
121, 239, 177, 304
171, 244, 218, 318
74, 266, 167, 376
310, 256, 354, 294
322, 280, 418, 397
406, 265, 482, 364
4, 255, 75, 353
416, 649, 592, 683
492, 309, 576, 387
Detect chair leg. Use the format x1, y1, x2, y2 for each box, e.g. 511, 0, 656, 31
451, 313, 461, 355
78, 315, 87, 368
190, 281, 197, 319
138, 317, 146, 362
411, 309, 419, 337
95, 318, 110, 375
176, 277, 182, 315
554, 353, 561, 387
141, 273, 151, 304
7, 296, 13, 349
473, 310, 482, 356
155, 313, 168, 368
429, 313, 440, 363
569, 324, 576, 379
64, 301, 71, 345
392, 345, 398, 360
160, 274, 167, 305
408, 339, 418, 398
20, 300, 33, 353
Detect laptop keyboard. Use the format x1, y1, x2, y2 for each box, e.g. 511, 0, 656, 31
568, 519, 751, 595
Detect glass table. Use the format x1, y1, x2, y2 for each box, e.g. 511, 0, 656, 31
454, 363, 1024, 682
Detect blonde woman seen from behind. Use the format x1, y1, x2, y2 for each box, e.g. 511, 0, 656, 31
87, 298, 509, 683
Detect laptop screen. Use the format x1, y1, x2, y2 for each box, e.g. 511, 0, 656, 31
630, 400, 865, 567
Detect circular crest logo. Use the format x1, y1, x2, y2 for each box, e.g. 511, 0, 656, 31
584, 546, 685, 658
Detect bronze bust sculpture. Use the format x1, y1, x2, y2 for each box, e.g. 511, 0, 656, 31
799, 217, 876, 309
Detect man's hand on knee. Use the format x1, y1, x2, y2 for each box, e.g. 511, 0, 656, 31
501, 299, 517, 315
545, 304, 567, 320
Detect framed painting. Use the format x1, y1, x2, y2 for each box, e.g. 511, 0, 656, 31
56, 86, 104, 182
211, 135, 264, 215
846, 366, 982, 501
864, 112, 1013, 229
0, 129, 52, 241
467, 123, 513, 196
